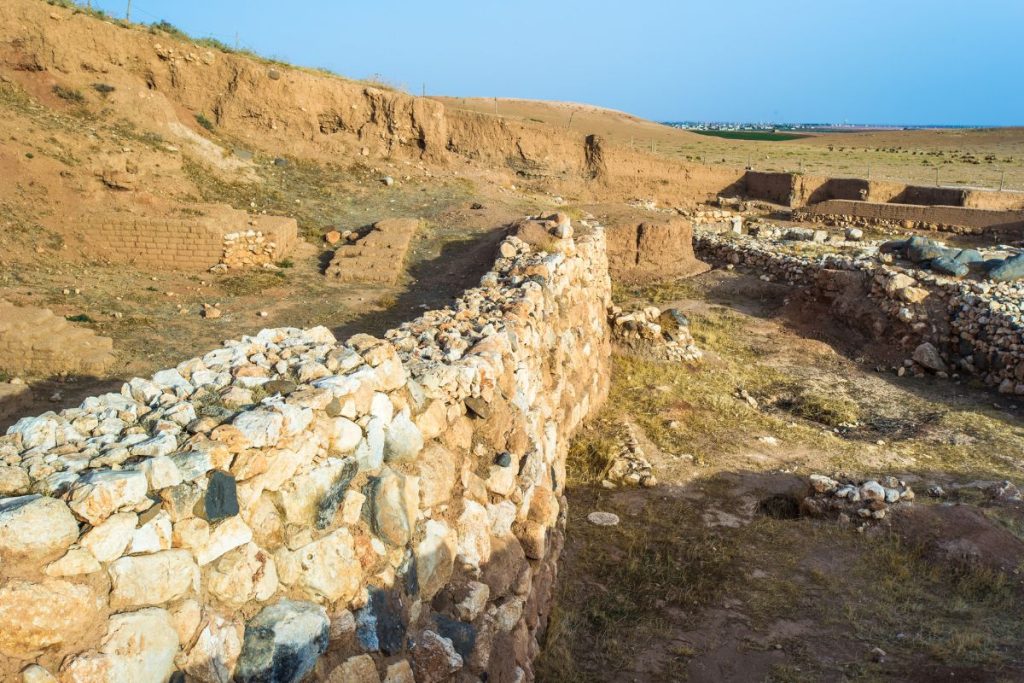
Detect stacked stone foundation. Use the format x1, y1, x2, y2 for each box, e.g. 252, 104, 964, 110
695, 232, 1024, 393
0, 218, 611, 682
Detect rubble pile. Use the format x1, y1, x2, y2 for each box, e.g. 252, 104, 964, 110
609, 305, 702, 363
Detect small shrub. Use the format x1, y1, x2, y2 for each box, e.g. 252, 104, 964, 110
52, 85, 85, 104
194, 37, 234, 53
66, 313, 95, 323
195, 113, 215, 132
91, 83, 116, 96
792, 390, 860, 427
276, 258, 294, 269
151, 20, 187, 38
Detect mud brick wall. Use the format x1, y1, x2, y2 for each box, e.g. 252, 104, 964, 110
694, 232, 1024, 394
79, 211, 298, 272
0, 218, 611, 682
0, 301, 114, 378
326, 218, 420, 284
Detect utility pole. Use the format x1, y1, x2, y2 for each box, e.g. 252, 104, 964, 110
421, 83, 425, 98
126, 0, 131, 22
1000, 170, 1005, 191
566, 112, 575, 130
935, 168, 939, 187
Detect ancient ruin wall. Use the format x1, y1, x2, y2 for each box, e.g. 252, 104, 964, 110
0, 223, 611, 682
793, 200, 1024, 239
77, 210, 297, 271
694, 232, 1024, 394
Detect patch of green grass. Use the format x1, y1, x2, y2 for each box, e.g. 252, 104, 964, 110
843, 533, 1022, 668
195, 113, 215, 132
149, 20, 188, 39
537, 490, 740, 681
692, 130, 811, 142
52, 85, 85, 104
564, 420, 625, 485
790, 390, 860, 427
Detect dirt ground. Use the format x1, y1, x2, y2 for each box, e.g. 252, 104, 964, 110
537, 270, 1024, 682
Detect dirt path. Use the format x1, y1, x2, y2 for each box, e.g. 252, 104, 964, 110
538, 270, 1024, 682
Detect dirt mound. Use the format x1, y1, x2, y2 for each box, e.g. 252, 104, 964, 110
605, 215, 709, 282
893, 504, 1024, 583
0, 301, 114, 377
325, 218, 420, 283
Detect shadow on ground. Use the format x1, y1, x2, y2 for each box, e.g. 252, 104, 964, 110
331, 225, 506, 340
539, 470, 1024, 683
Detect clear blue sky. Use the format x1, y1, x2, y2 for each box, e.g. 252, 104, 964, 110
87, 0, 1023, 126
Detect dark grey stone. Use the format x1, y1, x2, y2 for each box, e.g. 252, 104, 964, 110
989, 254, 1024, 282
204, 470, 238, 522
954, 249, 984, 264
930, 257, 968, 277
236, 600, 329, 683
315, 458, 357, 530
433, 613, 476, 659
906, 237, 950, 263
494, 452, 512, 467
355, 588, 406, 655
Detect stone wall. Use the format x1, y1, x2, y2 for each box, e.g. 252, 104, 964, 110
77, 207, 297, 272
793, 200, 1024, 240
0, 220, 611, 682
694, 232, 1024, 393
220, 217, 297, 270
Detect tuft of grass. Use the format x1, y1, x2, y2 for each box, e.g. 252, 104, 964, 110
564, 421, 624, 485
790, 390, 860, 427
195, 113, 215, 132
537, 491, 740, 681
150, 20, 188, 39
218, 270, 286, 296
65, 313, 95, 323
52, 85, 85, 104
